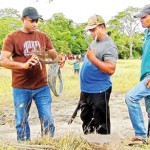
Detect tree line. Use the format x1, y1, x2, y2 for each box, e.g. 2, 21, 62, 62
0, 6, 144, 59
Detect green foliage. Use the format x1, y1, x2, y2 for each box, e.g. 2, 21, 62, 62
40, 13, 87, 54
0, 8, 21, 19
0, 8, 22, 48
0, 17, 22, 49
0, 6, 145, 58
107, 6, 143, 59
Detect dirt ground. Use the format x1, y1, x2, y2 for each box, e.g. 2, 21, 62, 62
0, 91, 148, 149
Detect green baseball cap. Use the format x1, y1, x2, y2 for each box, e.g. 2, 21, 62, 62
22, 7, 42, 20
84, 14, 105, 31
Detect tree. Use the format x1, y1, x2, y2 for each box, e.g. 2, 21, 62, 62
1, 6, 144, 58
0, 8, 21, 19
107, 6, 143, 59
40, 13, 87, 54
0, 8, 22, 48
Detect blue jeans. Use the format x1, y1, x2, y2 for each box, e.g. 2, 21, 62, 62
13, 85, 55, 141
125, 75, 150, 138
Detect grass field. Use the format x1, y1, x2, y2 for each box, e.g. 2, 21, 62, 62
0, 59, 141, 103
111, 59, 141, 93
1, 59, 150, 150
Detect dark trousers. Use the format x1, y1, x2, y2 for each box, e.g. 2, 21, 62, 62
79, 87, 112, 134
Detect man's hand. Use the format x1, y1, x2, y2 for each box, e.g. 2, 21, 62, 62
146, 79, 150, 88
23, 54, 39, 69
86, 48, 116, 75
58, 53, 65, 68
86, 48, 96, 62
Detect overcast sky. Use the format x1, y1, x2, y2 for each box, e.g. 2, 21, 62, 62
0, 0, 150, 23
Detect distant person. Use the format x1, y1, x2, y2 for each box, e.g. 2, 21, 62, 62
0, 7, 65, 141
68, 55, 80, 76
125, 4, 150, 146
79, 14, 118, 134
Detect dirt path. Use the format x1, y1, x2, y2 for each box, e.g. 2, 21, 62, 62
0, 92, 148, 148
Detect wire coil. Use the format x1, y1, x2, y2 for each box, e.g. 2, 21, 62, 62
48, 63, 63, 96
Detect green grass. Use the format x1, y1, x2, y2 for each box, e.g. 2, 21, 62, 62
0, 59, 141, 103
111, 59, 141, 93
0, 68, 12, 106
1, 59, 150, 150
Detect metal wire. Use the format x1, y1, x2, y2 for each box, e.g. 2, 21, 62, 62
31, 50, 64, 97
48, 63, 63, 97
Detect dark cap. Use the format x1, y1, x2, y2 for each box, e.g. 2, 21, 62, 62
134, 4, 150, 18
22, 7, 42, 19
84, 14, 105, 31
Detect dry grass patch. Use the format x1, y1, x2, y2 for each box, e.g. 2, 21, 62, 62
1, 133, 107, 150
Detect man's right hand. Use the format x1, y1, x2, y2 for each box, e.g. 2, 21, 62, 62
23, 54, 39, 69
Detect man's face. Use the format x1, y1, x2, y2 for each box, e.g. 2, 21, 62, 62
89, 25, 103, 41
22, 16, 39, 33
140, 14, 150, 29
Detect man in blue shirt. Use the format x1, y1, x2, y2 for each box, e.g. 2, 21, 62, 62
125, 4, 150, 145
79, 15, 118, 134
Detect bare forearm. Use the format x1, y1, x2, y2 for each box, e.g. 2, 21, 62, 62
90, 56, 116, 75
0, 58, 24, 69
86, 49, 116, 75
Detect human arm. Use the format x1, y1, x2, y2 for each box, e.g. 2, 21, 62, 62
0, 50, 39, 70
58, 52, 65, 68
43, 33, 65, 68
46, 50, 65, 68
86, 48, 116, 75
34, 48, 65, 68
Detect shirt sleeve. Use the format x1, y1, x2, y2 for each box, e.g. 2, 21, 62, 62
2, 34, 14, 54
104, 46, 118, 62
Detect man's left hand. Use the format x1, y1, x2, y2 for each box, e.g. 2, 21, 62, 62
58, 53, 65, 68
86, 48, 96, 62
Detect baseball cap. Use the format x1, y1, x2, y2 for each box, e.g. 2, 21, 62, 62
84, 14, 105, 31
22, 7, 42, 19
134, 4, 150, 18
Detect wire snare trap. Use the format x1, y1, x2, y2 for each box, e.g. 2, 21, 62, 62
33, 50, 64, 97
48, 63, 63, 97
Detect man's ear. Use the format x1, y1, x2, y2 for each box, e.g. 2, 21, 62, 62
21, 17, 25, 22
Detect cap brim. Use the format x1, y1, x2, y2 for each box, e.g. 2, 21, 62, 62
84, 24, 98, 31
134, 12, 148, 18
30, 15, 43, 20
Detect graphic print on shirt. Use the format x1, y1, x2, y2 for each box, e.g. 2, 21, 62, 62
23, 41, 41, 56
